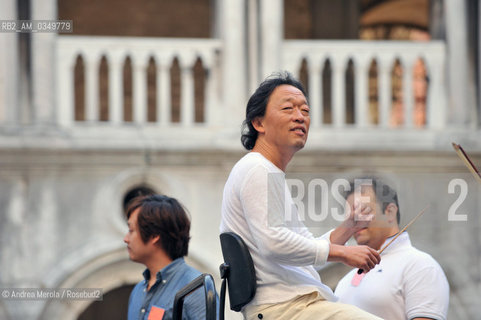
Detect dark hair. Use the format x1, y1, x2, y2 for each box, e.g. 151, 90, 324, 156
126, 194, 191, 260
241, 71, 307, 150
345, 177, 401, 225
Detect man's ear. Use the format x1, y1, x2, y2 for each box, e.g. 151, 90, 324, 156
384, 203, 398, 224
149, 235, 161, 246
251, 117, 265, 134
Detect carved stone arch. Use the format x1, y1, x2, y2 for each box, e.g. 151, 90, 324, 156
299, 57, 309, 93
122, 55, 133, 122
39, 246, 214, 320
193, 56, 206, 123
74, 54, 85, 121
322, 57, 333, 124
345, 58, 355, 124
40, 247, 141, 320
368, 57, 380, 125
148, 56, 158, 122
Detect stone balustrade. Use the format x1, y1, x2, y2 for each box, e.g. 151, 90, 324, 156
283, 40, 446, 130
50, 37, 454, 151
56, 36, 222, 127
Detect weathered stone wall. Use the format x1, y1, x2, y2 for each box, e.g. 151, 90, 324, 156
0, 148, 479, 319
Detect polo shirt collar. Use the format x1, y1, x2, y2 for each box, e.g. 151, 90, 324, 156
380, 231, 411, 255
142, 257, 185, 283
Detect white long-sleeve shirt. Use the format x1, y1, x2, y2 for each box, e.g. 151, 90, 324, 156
220, 152, 336, 307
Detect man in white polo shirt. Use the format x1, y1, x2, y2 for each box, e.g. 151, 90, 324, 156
335, 178, 449, 320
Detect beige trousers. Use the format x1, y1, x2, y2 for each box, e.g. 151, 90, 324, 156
242, 292, 382, 320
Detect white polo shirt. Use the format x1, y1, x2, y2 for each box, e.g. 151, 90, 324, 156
335, 232, 449, 320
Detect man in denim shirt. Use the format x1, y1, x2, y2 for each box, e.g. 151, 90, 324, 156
124, 194, 209, 320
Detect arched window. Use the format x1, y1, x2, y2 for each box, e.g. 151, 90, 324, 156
74, 55, 85, 121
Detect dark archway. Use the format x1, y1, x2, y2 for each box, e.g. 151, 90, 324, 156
122, 185, 157, 215
77, 284, 135, 320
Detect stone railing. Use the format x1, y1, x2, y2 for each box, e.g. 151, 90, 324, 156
56, 36, 222, 128
51, 36, 453, 150
283, 40, 446, 130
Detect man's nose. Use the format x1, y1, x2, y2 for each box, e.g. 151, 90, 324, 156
123, 234, 129, 243
292, 107, 305, 122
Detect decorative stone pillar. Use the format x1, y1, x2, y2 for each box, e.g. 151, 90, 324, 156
332, 56, 346, 128
157, 58, 172, 126
247, 0, 260, 93
217, 0, 247, 126
179, 55, 195, 126
108, 51, 124, 125
354, 54, 370, 128
479, 2, 481, 127
0, 0, 17, 127
31, 0, 57, 126
307, 60, 323, 128
132, 53, 148, 125
444, 0, 477, 127
85, 52, 100, 122
260, 0, 283, 79
378, 56, 392, 128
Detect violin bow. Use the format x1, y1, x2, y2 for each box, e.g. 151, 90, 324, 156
452, 143, 481, 184
357, 205, 429, 274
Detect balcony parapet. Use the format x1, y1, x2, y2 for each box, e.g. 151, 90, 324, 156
1, 36, 477, 152
56, 36, 223, 128
283, 40, 446, 130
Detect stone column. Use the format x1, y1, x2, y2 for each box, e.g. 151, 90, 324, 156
85, 53, 99, 122
308, 60, 323, 128
479, 1, 481, 127
217, 0, 247, 126
31, 0, 57, 126
444, 0, 477, 127
332, 57, 346, 128
355, 55, 370, 128
132, 54, 148, 125
157, 59, 171, 126
108, 52, 124, 125
378, 56, 392, 128
0, 0, 18, 127
260, 0, 283, 79
180, 57, 195, 126
247, 0, 260, 93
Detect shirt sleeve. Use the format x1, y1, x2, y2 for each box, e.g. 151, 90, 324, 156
404, 257, 450, 320
239, 163, 330, 268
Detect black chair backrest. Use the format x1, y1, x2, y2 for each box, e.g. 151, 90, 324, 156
172, 273, 217, 320
219, 232, 256, 313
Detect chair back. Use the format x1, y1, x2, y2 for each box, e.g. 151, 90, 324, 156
172, 273, 217, 320
219, 232, 256, 313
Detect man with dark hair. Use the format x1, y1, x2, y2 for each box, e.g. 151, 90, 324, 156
240, 72, 308, 150
221, 72, 382, 319
335, 178, 449, 320
124, 194, 210, 320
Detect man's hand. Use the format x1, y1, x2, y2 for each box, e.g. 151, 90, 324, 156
344, 199, 374, 232
330, 199, 375, 245
328, 243, 381, 273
